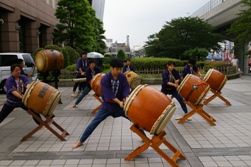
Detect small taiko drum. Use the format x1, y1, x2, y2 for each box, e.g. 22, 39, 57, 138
203, 69, 227, 91
124, 71, 141, 90
22, 81, 61, 116
71, 78, 86, 83
178, 74, 210, 106
124, 85, 176, 135
91, 73, 105, 97
35, 49, 64, 72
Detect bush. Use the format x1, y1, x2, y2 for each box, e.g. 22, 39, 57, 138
64, 46, 79, 65
65, 64, 76, 71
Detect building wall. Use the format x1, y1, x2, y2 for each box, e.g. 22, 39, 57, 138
91, 0, 105, 21
0, 0, 59, 53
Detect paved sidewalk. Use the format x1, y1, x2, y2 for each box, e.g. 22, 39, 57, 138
0, 76, 251, 167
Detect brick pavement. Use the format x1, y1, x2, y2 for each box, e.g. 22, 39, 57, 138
0, 76, 251, 167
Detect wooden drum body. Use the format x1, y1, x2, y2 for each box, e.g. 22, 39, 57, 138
124, 71, 141, 90
91, 73, 105, 97
22, 81, 61, 117
35, 50, 64, 72
178, 74, 210, 106
124, 85, 176, 135
203, 69, 227, 91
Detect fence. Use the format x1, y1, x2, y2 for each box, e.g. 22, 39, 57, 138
57, 66, 237, 79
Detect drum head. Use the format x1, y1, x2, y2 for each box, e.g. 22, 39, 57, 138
35, 50, 47, 72
124, 84, 145, 116
150, 102, 176, 135
44, 90, 61, 116
178, 74, 191, 93
22, 80, 39, 106
203, 69, 213, 82
130, 77, 142, 90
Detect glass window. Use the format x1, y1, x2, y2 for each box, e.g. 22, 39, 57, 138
0, 55, 18, 66
22, 54, 35, 67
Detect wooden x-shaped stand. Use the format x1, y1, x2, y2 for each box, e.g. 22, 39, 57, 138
125, 124, 185, 167
178, 100, 216, 126
203, 89, 231, 106
21, 109, 69, 141
91, 94, 102, 114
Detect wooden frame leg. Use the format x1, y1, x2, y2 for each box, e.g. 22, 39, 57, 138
204, 89, 231, 106
124, 124, 185, 167
178, 101, 216, 126
92, 94, 102, 114
21, 110, 70, 141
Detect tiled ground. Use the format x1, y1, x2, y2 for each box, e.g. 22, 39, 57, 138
1, 76, 251, 167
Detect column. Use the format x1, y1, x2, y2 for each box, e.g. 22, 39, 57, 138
40, 25, 54, 47
25, 18, 40, 54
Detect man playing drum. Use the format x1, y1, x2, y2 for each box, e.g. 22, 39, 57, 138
182, 57, 202, 79
123, 58, 135, 73
161, 60, 191, 121
71, 52, 89, 97
0, 64, 42, 125
72, 58, 144, 149
71, 59, 101, 108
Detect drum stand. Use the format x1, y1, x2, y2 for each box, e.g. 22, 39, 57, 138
203, 89, 231, 106
125, 124, 186, 167
91, 94, 102, 114
178, 100, 216, 126
21, 109, 69, 141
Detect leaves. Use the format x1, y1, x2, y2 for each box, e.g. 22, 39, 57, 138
145, 17, 223, 59
53, 0, 106, 52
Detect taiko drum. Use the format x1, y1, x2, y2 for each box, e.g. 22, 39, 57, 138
35, 49, 64, 72
124, 84, 176, 135
22, 81, 61, 116
203, 69, 227, 91
91, 73, 105, 97
178, 74, 210, 106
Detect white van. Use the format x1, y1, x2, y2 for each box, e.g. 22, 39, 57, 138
0, 53, 38, 93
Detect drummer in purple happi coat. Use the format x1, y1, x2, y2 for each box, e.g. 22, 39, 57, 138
123, 59, 135, 73
0, 64, 41, 125
72, 58, 144, 149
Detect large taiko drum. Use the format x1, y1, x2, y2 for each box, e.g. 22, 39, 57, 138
178, 74, 210, 106
203, 69, 227, 91
22, 81, 61, 117
35, 50, 64, 72
91, 73, 105, 97
124, 85, 176, 135
124, 71, 141, 90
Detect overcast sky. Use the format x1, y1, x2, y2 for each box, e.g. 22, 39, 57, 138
103, 0, 210, 48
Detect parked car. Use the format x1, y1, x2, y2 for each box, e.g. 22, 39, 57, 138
206, 53, 223, 61
0, 52, 37, 93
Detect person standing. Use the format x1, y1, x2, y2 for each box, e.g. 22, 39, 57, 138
182, 57, 202, 79
161, 60, 190, 121
72, 58, 144, 149
231, 55, 239, 72
248, 57, 251, 73
71, 59, 101, 108
17, 59, 34, 78
71, 52, 89, 97
0, 64, 42, 125
123, 59, 135, 73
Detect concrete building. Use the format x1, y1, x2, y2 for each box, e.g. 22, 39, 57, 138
0, 0, 59, 53
89, 0, 105, 21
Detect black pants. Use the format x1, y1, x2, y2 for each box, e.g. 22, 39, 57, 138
0, 103, 41, 125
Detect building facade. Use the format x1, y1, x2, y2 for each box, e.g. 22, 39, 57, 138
89, 0, 105, 21
0, 0, 59, 53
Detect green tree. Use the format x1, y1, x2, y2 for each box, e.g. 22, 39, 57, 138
183, 47, 208, 60
53, 0, 106, 52
145, 17, 223, 59
227, 0, 251, 45
117, 50, 126, 60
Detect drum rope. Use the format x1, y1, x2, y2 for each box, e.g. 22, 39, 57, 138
185, 79, 208, 102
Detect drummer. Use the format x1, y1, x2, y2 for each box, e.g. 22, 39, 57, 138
161, 60, 191, 121
71, 59, 101, 108
182, 57, 202, 78
123, 59, 135, 73
72, 58, 145, 149
0, 64, 42, 125
17, 59, 34, 78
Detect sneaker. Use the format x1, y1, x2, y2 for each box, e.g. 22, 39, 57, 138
71, 93, 76, 97
175, 116, 181, 120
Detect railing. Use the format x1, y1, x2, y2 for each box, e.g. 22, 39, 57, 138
191, 0, 226, 17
